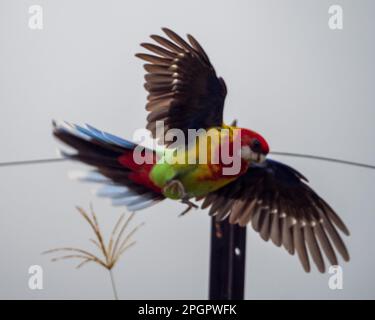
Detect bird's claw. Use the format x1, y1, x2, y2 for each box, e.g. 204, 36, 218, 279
179, 198, 198, 216
163, 179, 186, 199
163, 179, 198, 216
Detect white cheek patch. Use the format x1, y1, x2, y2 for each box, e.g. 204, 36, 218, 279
240, 146, 252, 161
240, 146, 266, 163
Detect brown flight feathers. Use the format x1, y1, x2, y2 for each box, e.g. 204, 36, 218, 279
200, 161, 350, 273
136, 28, 227, 146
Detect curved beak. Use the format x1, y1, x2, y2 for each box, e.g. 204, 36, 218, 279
256, 153, 266, 163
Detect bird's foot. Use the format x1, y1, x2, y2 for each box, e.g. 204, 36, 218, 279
179, 198, 198, 216
163, 179, 186, 199
162, 179, 198, 216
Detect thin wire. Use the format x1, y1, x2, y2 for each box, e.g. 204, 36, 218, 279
0, 158, 67, 167
0, 153, 374, 169
270, 151, 375, 170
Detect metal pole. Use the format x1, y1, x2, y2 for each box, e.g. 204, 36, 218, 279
209, 217, 247, 300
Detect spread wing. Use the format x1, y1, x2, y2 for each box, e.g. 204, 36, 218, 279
201, 159, 350, 273
136, 28, 227, 145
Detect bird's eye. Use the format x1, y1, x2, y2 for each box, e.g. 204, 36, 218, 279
251, 139, 262, 152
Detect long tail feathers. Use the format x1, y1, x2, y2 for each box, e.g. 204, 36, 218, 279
53, 120, 164, 211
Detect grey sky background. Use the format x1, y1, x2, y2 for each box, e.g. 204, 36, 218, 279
0, 0, 374, 299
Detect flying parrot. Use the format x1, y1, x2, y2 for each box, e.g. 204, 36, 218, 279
53, 28, 350, 273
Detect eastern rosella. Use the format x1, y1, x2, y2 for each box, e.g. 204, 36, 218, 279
53, 28, 350, 272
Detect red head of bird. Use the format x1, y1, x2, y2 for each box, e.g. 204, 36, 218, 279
238, 128, 269, 164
